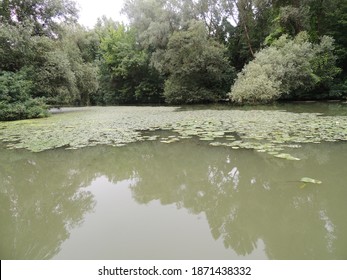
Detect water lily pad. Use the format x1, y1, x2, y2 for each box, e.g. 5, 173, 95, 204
300, 177, 322, 184
274, 153, 301, 161
267, 151, 279, 155
1, 106, 347, 152
209, 142, 223, 147
160, 138, 179, 144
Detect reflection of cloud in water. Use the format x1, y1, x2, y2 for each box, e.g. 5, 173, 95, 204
228, 167, 240, 190
319, 210, 336, 253
208, 166, 234, 191
262, 182, 271, 191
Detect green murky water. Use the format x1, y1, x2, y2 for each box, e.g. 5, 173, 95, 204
1, 103, 347, 259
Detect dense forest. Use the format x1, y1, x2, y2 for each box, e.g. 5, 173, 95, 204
0, 0, 346, 120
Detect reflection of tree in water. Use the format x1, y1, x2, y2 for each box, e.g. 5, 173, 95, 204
0, 143, 155, 259
0, 148, 97, 259
128, 140, 347, 259
1, 140, 346, 259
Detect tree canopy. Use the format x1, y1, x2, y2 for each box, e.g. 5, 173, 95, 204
1, 0, 347, 120
231, 32, 340, 104
162, 20, 234, 104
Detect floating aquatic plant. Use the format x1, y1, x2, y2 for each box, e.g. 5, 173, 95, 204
300, 177, 322, 184
274, 153, 301, 161
0, 106, 346, 153
298, 177, 322, 188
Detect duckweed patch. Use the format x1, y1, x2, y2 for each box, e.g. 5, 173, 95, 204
0, 106, 346, 157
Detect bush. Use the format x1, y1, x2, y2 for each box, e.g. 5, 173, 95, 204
230, 32, 340, 104
0, 99, 49, 121
328, 77, 347, 99
231, 63, 281, 104
0, 70, 32, 103
0, 70, 48, 121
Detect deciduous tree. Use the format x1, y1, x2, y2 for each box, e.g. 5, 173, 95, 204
163, 21, 234, 104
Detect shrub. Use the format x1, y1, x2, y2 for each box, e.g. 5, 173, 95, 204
0, 70, 32, 103
230, 32, 340, 104
0, 70, 48, 121
231, 63, 281, 104
0, 99, 49, 121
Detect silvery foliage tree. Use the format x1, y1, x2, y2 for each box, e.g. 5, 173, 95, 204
0, 0, 78, 37
122, 0, 236, 103
122, 0, 236, 70
230, 32, 340, 104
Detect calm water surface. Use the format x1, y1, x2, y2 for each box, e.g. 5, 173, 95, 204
1, 104, 347, 259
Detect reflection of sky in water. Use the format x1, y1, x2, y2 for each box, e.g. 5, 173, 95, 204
53, 176, 267, 260
228, 167, 240, 190
319, 210, 336, 253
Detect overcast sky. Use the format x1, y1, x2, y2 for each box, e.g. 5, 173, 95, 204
74, 0, 127, 28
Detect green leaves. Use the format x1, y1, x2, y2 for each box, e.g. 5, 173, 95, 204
0, 70, 32, 103
0, 0, 78, 37
0, 70, 48, 121
99, 24, 163, 104
0, 106, 346, 153
0, 11, 101, 109
230, 32, 340, 104
163, 21, 234, 104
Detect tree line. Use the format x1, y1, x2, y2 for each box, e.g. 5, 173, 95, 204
1, 0, 346, 120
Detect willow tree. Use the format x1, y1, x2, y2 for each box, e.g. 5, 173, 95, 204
230, 32, 340, 104
0, 0, 78, 37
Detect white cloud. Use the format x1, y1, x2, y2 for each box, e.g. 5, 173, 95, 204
74, 0, 127, 28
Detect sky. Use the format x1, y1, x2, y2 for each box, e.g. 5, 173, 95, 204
73, 0, 127, 28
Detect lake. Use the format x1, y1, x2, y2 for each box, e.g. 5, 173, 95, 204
0, 103, 347, 259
